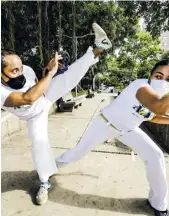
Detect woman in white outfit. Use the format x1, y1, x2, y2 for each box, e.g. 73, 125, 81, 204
55, 59, 169, 216
1, 23, 112, 205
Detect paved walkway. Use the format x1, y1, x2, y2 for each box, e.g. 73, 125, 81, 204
2, 94, 169, 216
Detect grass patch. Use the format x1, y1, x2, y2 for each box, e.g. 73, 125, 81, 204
72, 90, 88, 97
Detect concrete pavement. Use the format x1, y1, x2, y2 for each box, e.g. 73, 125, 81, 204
1, 94, 169, 216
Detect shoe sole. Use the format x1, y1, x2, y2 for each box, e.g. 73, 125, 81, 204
92, 23, 112, 50
92, 23, 106, 36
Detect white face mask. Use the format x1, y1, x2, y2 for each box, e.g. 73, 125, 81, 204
150, 80, 169, 97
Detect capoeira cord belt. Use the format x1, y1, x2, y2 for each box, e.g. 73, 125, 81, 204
100, 113, 123, 132
100, 113, 136, 160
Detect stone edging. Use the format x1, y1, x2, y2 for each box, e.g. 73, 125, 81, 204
1, 104, 56, 139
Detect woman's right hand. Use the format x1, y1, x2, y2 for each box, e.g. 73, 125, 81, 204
43, 53, 63, 78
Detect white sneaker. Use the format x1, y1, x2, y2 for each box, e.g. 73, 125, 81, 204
36, 182, 51, 205
92, 22, 112, 50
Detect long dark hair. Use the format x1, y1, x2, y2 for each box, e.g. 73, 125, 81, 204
150, 59, 169, 75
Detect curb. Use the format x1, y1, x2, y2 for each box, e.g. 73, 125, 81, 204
1, 104, 56, 139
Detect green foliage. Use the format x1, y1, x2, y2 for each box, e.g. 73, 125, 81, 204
118, 1, 169, 37
1, 1, 167, 86
162, 51, 169, 59
104, 31, 164, 88
72, 90, 88, 97
1, 1, 138, 78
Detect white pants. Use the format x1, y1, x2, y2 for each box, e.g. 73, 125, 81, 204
55, 115, 168, 211
27, 47, 98, 182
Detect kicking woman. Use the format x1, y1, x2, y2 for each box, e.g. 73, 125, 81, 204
1, 23, 112, 205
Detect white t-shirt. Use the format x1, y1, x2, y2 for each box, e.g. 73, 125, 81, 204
1, 65, 45, 120
102, 79, 156, 131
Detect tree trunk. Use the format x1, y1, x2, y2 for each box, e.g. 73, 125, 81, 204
43, 0, 49, 64
58, 1, 62, 52
37, 1, 43, 66
72, 1, 76, 63
8, 3, 15, 50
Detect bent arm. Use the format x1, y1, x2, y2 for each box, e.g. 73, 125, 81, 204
3, 54, 62, 107
149, 115, 169, 124
136, 86, 169, 116
4, 72, 53, 107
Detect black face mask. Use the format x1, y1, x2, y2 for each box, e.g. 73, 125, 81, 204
6, 74, 26, 90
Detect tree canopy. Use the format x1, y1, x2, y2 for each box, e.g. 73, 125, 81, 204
1, 1, 168, 85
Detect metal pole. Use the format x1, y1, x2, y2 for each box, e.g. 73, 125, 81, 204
75, 36, 78, 97
72, 0, 76, 62
76, 99, 105, 145
72, 0, 78, 97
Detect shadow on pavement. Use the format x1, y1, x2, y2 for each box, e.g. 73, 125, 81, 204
1, 170, 153, 215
